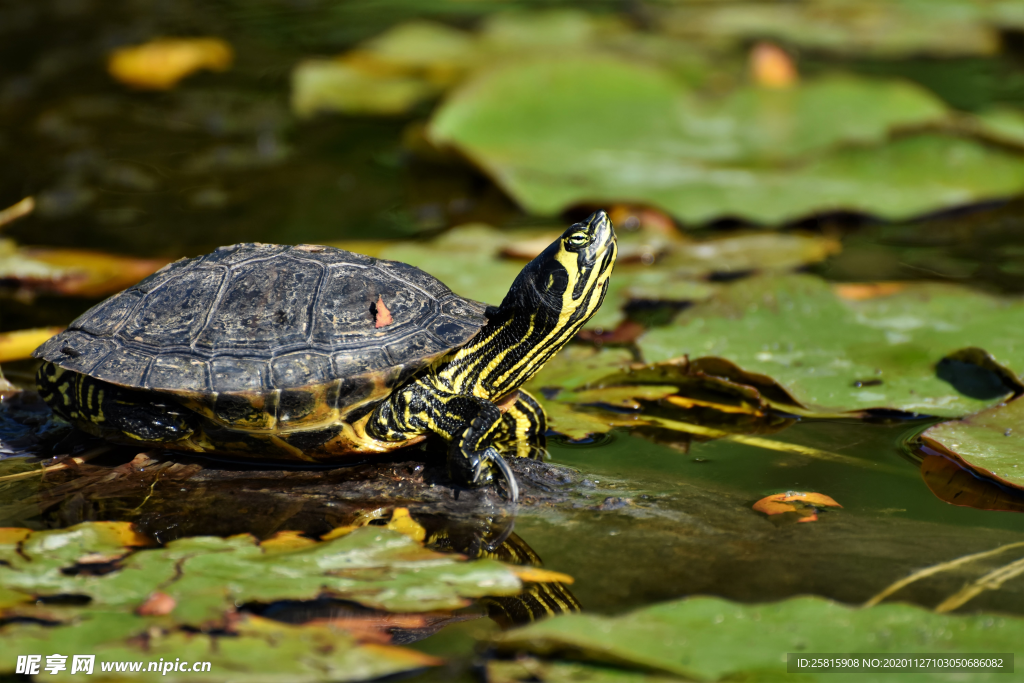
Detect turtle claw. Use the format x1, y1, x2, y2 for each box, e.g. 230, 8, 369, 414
483, 447, 519, 504
448, 444, 520, 504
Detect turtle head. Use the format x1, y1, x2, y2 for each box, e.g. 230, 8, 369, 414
510, 210, 617, 325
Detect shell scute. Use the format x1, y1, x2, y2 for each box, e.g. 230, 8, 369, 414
49, 332, 116, 375
210, 357, 268, 392
271, 351, 334, 388
201, 242, 288, 266
331, 347, 391, 378
384, 330, 448, 368
429, 316, 484, 347
74, 289, 144, 337
147, 354, 209, 392
92, 347, 152, 387
375, 258, 454, 300
294, 244, 374, 266
195, 257, 321, 352
122, 269, 224, 348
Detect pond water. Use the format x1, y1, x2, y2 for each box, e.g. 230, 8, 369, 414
4, 1, 1024, 679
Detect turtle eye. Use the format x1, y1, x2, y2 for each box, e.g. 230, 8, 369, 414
567, 231, 589, 247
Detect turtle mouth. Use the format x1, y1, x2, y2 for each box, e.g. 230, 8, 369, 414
584, 211, 616, 266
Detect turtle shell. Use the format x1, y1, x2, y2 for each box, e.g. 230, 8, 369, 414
34, 243, 489, 429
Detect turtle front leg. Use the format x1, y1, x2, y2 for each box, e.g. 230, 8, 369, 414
449, 391, 547, 499
368, 386, 546, 499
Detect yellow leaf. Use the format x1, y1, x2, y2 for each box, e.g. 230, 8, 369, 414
108, 38, 233, 90
18, 247, 169, 297
0, 327, 63, 363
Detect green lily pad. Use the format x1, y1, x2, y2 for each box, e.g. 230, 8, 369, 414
429, 57, 1024, 224
3, 612, 439, 682
378, 223, 524, 306
967, 106, 1024, 149
921, 397, 1024, 492
489, 657, 684, 683
659, 233, 841, 277
291, 59, 440, 117
0, 522, 529, 625
638, 275, 1024, 416
479, 10, 628, 53
355, 20, 478, 78
494, 595, 1019, 682
660, 0, 1001, 58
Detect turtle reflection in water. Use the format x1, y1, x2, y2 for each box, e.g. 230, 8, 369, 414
259, 511, 582, 637
34, 212, 617, 499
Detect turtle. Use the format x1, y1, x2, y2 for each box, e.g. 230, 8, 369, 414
34, 211, 617, 499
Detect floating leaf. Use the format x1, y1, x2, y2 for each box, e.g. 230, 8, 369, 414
964, 106, 1024, 149
479, 10, 628, 54
108, 38, 233, 90
0, 327, 63, 363
350, 20, 477, 84
0, 241, 168, 297
3, 613, 439, 682
0, 522, 538, 626
493, 595, 1023, 681
752, 491, 842, 523
921, 398, 1024, 493
488, 657, 683, 683
657, 233, 841, 277
660, 0, 1001, 58
429, 57, 1002, 225
378, 224, 526, 306
291, 58, 440, 117
639, 275, 1024, 416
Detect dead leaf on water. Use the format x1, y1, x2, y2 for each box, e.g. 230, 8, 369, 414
1, 245, 169, 297
108, 38, 233, 90
753, 491, 842, 523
